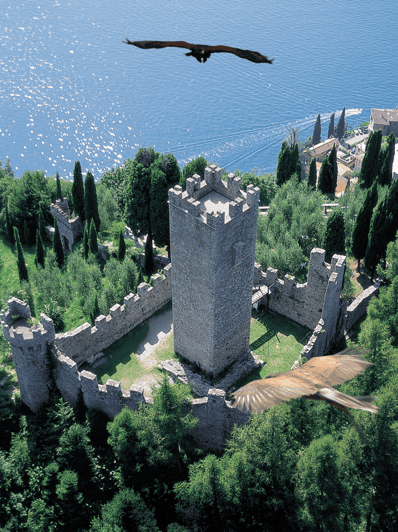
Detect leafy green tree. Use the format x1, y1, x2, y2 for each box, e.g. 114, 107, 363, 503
307, 157, 317, 190
180, 156, 208, 188
83, 223, 89, 260
312, 113, 321, 145
323, 210, 345, 262
84, 170, 101, 234
359, 130, 383, 189
378, 133, 396, 186
56, 172, 62, 200
37, 209, 48, 244
352, 181, 378, 271
295, 434, 349, 532
124, 148, 181, 271
5, 158, 14, 178
289, 143, 302, 181
72, 161, 85, 222
90, 488, 160, 532
328, 112, 335, 138
239, 171, 277, 205
117, 228, 126, 261
98, 166, 127, 219
34, 229, 46, 269
26, 498, 57, 532
96, 184, 123, 235
14, 227, 29, 283
23, 219, 29, 245
336, 107, 346, 139
5, 203, 15, 245
56, 469, 85, 531
317, 157, 334, 195
383, 178, 398, 246
88, 218, 99, 255
52, 218, 64, 268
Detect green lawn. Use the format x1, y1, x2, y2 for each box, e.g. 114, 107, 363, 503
88, 306, 311, 395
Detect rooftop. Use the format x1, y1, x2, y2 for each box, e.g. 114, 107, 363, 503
198, 191, 230, 215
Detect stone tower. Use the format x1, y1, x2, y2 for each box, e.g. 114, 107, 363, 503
0, 298, 55, 412
49, 197, 83, 253
168, 165, 260, 377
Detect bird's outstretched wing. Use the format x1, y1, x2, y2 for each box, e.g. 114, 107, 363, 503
231, 351, 376, 414
122, 39, 273, 64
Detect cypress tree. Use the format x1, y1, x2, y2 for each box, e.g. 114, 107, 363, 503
72, 161, 85, 223
5, 203, 15, 245
118, 228, 126, 262
90, 293, 101, 326
144, 231, 154, 276
336, 107, 346, 140
38, 209, 48, 243
289, 143, 302, 181
53, 218, 64, 268
84, 171, 101, 234
83, 223, 89, 260
323, 210, 345, 262
88, 218, 98, 255
329, 144, 338, 193
328, 113, 335, 138
56, 172, 63, 200
318, 157, 334, 195
312, 114, 321, 145
365, 198, 389, 281
359, 130, 382, 189
23, 219, 29, 245
308, 157, 317, 190
352, 181, 378, 272
384, 178, 398, 244
378, 133, 396, 186
34, 228, 46, 269
276, 142, 291, 186
136, 267, 144, 291
14, 227, 29, 284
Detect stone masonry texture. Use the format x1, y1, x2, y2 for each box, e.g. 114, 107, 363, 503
168, 165, 260, 377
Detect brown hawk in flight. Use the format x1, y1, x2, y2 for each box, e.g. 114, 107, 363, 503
123, 39, 273, 64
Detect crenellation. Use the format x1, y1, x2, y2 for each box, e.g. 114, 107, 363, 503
106, 379, 122, 393
246, 186, 261, 207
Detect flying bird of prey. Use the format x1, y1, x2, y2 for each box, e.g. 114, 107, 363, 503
122, 39, 274, 64
231, 348, 378, 439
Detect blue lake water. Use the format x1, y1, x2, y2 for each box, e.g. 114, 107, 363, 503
1, 0, 398, 181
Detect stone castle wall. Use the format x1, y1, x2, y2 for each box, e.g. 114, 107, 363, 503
169, 165, 260, 377
54, 264, 172, 365
254, 248, 346, 331
49, 198, 83, 253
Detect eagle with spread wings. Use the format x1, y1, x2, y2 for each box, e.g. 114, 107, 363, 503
231, 348, 378, 439
123, 39, 273, 64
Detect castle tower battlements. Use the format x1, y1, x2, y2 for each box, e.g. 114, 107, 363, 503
1, 298, 55, 412
168, 165, 260, 377
49, 197, 83, 253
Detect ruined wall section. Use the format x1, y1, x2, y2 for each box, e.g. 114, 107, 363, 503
50, 198, 83, 253
54, 264, 172, 365
255, 249, 345, 331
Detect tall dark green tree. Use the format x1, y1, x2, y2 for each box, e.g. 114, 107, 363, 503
83, 223, 89, 260
329, 144, 338, 193
383, 178, 398, 244
312, 114, 321, 145
84, 171, 101, 234
365, 198, 389, 281
38, 209, 48, 243
276, 141, 292, 186
307, 157, 317, 190
89, 293, 101, 326
318, 157, 334, 195
123, 148, 181, 271
378, 133, 396, 186
34, 229, 46, 269
4, 158, 14, 178
14, 227, 29, 283
359, 130, 383, 189
117, 228, 126, 262
5, 203, 15, 245
180, 156, 208, 188
289, 143, 302, 181
323, 210, 345, 262
53, 218, 65, 268
352, 181, 378, 272
72, 161, 85, 223
328, 113, 335, 138
88, 218, 99, 255
56, 172, 63, 200
23, 219, 29, 245
336, 107, 346, 140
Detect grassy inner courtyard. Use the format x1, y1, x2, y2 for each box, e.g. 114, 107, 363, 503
88, 303, 311, 396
